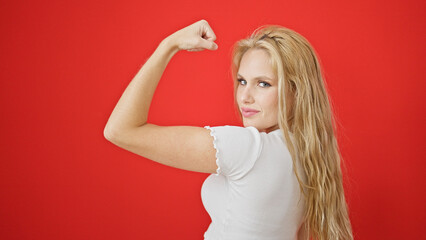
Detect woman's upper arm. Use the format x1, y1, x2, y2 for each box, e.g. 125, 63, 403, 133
105, 123, 218, 174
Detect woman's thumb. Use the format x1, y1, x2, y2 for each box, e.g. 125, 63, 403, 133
202, 39, 218, 50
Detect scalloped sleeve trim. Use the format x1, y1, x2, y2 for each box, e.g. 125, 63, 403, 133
204, 126, 221, 176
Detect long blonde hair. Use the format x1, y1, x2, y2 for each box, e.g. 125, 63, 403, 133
230, 25, 353, 240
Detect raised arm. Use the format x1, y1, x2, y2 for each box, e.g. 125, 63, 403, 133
103, 20, 220, 174
104, 19, 218, 135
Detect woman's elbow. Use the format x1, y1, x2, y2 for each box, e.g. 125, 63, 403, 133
104, 126, 117, 141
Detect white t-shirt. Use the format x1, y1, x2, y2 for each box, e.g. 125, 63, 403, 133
201, 125, 307, 240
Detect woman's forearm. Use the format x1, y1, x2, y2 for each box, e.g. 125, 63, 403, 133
104, 37, 179, 138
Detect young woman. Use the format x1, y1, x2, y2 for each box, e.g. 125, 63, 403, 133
104, 19, 353, 240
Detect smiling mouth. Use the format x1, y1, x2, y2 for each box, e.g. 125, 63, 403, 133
242, 110, 259, 117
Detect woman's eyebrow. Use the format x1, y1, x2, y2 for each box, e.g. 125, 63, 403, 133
237, 73, 273, 81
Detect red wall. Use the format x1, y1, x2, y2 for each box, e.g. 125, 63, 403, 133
0, 0, 424, 239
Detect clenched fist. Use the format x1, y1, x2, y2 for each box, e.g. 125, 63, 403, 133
166, 19, 218, 52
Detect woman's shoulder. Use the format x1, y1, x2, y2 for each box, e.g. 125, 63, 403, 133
203, 125, 263, 180
205, 125, 281, 148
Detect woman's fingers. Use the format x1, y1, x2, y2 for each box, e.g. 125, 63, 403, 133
200, 20, 216, 42
197, 37, 218, 51
169, 19, 218, 52
193, 20, 218, 51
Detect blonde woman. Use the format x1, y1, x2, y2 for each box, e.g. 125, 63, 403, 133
104, 19, 353, 240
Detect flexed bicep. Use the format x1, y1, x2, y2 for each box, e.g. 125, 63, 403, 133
106, 124, 219, 174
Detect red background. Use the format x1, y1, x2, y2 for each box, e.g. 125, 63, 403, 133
0, 0, 424, 239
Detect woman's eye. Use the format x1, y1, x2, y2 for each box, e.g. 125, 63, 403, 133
238, 79, 271, 88
259, 81, 271, 87
237, 79, 246, 85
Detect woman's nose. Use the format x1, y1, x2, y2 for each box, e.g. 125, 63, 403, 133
241, 86, 254, 104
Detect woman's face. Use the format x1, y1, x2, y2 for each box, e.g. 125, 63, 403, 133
236, 48, 279, 133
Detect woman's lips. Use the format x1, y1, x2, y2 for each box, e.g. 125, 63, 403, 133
241, 107, 260, 118
242, 111, 259, 117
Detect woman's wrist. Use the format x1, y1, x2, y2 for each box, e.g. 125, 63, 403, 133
160, 35, 180, 56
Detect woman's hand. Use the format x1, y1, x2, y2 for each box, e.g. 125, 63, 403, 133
166, 19, 218, 52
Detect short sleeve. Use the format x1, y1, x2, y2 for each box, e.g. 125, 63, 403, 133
204, 125, 263, 181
